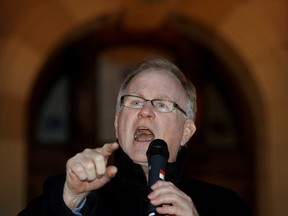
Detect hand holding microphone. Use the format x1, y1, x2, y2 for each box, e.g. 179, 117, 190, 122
147, 140, 199, 216
146, 139, 169, 216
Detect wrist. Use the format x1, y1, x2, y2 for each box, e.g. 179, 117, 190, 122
63, 184, 88, 209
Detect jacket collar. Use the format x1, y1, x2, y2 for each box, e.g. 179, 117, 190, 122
113, 146, 187, 186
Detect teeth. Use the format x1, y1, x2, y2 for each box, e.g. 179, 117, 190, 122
134, 128, 155, 142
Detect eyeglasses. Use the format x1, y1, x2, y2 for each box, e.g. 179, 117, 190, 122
120, 95, 187, 116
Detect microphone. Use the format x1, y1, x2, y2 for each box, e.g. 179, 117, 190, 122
146, 139, 169, 216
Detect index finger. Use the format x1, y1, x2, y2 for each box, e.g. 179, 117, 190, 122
101, 142, 119, 157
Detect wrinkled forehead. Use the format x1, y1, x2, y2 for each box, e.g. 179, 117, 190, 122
126, 69, 186, 100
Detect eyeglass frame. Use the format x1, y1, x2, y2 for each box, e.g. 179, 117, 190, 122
120, 94, 187, 116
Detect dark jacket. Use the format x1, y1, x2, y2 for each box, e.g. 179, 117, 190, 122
18, 147, 251, 216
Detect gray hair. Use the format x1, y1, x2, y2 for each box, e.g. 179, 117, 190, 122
115, 57, 197, 121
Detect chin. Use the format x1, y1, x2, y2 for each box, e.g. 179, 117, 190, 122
130, 151, 148, 164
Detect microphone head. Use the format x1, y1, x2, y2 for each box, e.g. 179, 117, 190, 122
146, 139, 169, 160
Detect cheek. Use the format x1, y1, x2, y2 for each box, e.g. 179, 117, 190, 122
164, 119, 184, 139
164, 119, 185, 161
167, 142, 181, 162
116, 111, 133, 141
116, 114, 125, 137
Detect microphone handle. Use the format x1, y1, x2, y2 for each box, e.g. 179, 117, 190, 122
147, 154, 167, 216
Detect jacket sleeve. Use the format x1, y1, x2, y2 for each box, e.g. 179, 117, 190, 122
185, 179, 252, 216
18, 175, 75, 216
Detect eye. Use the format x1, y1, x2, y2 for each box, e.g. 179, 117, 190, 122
131, 99, 142, 106
153, 100, 169, 110
127, 97, 144, 107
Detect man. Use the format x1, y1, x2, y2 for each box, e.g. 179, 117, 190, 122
19, 58, 251, 216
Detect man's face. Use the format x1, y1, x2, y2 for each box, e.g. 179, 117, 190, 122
114, 69, 196, 165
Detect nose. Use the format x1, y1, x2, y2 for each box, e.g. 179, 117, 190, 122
137, 101, 156, 119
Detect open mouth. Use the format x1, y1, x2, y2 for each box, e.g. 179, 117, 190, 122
134, 127, 155, 142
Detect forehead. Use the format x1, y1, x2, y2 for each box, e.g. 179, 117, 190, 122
126, 69, 186, 99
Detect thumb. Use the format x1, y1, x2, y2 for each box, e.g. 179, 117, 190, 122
93, 165, 118, 188
106, 165, 118, 179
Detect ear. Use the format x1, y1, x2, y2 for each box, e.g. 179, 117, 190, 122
114, 112, 119, 139
181, 119, 196, 146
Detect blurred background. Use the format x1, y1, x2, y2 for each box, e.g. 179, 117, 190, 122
0, 0, 287, 215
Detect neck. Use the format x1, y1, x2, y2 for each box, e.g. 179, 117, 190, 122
137, 162, 149, 180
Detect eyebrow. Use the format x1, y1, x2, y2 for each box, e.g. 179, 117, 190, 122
126, 92, 175, 101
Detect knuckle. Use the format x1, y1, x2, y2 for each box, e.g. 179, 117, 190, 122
82, 148, 93, 154
69, 163, 86, 180
85, 161, 95, 171
72, 162, 83, 173
166, 181, 175, 189
95, 154, 105, 163
67, 157, 79, 168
